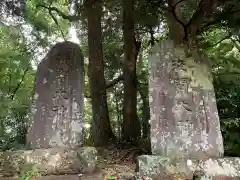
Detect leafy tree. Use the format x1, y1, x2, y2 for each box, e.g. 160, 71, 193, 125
0, 24, 35, 150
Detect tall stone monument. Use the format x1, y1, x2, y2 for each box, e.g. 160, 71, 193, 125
148, 40, 224, 159
0, 42, 98, 177
27, 41, 85, 149
137, 40, 240, 179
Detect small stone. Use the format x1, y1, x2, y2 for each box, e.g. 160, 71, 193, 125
77, 147, 98, 174
118, 172, 136, 180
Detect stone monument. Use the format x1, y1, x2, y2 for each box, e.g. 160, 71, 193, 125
0, 42, 97, 177
137, 40, 240, 180
27, 41, 84, 149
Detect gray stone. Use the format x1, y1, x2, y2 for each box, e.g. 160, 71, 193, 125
1, 175, 84, 180
136, 40, 240, 180
137, 155, 240, 180
27, 41, 85, 149
148, 40, 223, 159
0, 147, 97, 177
118, 172, 136, 180
137, 155, 192, 179
77, 147, 98, 174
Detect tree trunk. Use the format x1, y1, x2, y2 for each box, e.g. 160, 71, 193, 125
85, 0, 115, 146
114, 88, 122, 141
139, 86, 150, 138
122, 0, 141, 143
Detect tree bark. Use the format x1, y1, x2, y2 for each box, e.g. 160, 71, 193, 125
138, 85, 150, 138
85, 0, 115, 146
122, 0, 141, 143
166, 0, 186, 43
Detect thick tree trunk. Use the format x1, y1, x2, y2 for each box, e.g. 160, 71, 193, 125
122, 0, 141, 143
85, 0, 115, 146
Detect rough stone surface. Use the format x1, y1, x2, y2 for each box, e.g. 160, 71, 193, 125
118, 172, 136, 180
0, 147, 97, 177
27, 41, 85, 149
137, 155, 240, 180
148, 40, 223, 159
1, 175, 82, 180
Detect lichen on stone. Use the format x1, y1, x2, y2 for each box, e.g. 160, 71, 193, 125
0, 147, 97, 176
148, 40, 223, 159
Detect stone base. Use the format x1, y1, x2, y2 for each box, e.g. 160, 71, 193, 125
0, 147, 98, 177
0, 175, 81, 180
137, 155, 240, 180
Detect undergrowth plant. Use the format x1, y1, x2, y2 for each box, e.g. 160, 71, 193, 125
19, 167, 41, 180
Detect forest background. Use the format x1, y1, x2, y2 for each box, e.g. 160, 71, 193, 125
0, 0, 240, 157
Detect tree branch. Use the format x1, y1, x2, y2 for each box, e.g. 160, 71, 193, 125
48, 10, 67, 40
84, 93, 91, 98
106, 74, 124, 89
186, 0, 217, 37
173, 0, 185, 7
149, 26, 155, 46
158, 4, 171, 12
211, 33, 232, 47
171, 6, 188, 40
85, 74, 124, 98
36, 4, 80, 22
199, 6, 240, 33
187, 1, 238, 36
10, 67, 29, 100
230, 38, 240, 52
84, 75, 147, 101
166, 0, 188, 42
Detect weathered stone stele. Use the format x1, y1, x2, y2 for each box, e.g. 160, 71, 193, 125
27, 41, 85, 149
137, 40, 240, 180
148, 40, 223, 159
